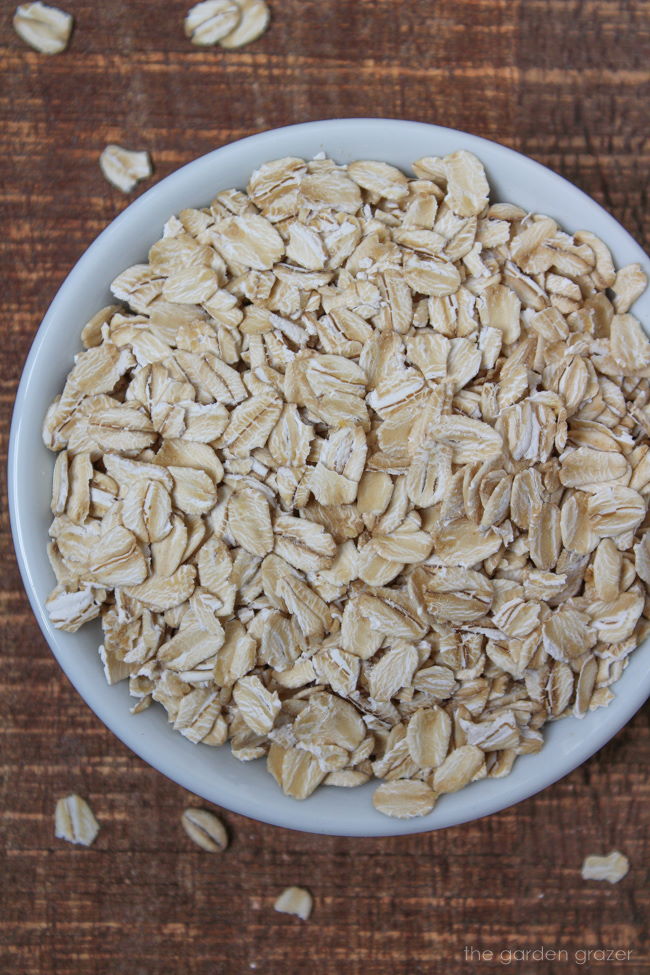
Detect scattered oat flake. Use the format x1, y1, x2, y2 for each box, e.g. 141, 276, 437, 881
581, 851, 629, 884
100, 145, 152, 194
220, 0, 270, 48
185, 0, 241, 45
274, 886, 313, 920
181, 807, 229, 852
13, 1, 73, 54
54, 794, 100, 846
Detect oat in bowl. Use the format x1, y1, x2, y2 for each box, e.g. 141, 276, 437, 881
39, 141, 650, 823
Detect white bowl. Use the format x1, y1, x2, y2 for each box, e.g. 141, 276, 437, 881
9, 119, 650, 836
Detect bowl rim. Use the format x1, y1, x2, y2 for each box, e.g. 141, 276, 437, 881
8, 117, 650, 837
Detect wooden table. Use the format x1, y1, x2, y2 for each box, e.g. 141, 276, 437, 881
2, 1, 649, 972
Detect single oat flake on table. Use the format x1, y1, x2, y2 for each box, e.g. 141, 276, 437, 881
219, 0, 270, 49
184, 0, 270, 48
54, 794, 100, 846
581, 851, 630, 883
181, 807, 229, 851
99, 145, 153, 194
13, 1, 73, 54
42, 148, 650, 819
274, 886, 313, 920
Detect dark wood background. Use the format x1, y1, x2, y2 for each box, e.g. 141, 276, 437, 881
1, 1, 649, 973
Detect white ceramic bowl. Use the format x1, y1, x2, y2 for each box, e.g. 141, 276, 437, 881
9, 119, 650, 836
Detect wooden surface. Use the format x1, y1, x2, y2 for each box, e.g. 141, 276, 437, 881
1, 1, 649, 972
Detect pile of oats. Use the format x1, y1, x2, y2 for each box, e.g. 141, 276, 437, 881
43, 150, 650, 819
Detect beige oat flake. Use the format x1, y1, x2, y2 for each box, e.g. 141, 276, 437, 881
220, 0, 270, 48
181, 807, 229, 852
372, 780, 436, 819
274, 886, 313, 920
100, 145, 153, 194
581, 851, 629, 884
54, 794, 100, 846
184, 0, 241, 45
13, 2, 73, 54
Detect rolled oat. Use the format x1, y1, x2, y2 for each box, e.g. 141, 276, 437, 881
581, 851, 629, 884
54, 794, 100, 846
274, 886, 313, 920
99, 145, 153, 194
13, 1, 73, 54
181, 807, 229, 851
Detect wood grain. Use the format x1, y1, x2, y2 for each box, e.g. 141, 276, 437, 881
1, 1, 649, 973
